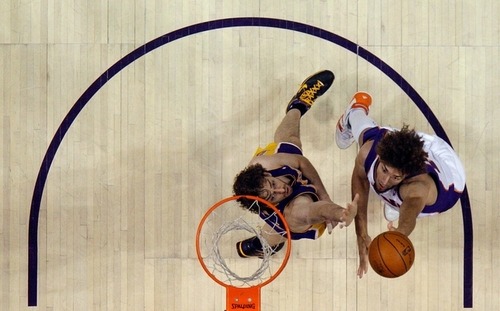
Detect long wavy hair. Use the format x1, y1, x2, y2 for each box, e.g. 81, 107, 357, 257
377, 125, 428, 177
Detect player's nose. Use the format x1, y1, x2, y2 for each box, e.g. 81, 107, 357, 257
380, 175, 390, 186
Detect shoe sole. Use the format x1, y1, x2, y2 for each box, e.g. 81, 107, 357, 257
335, 92, 372, 149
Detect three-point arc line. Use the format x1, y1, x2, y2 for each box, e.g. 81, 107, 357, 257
27, 17, 473, 308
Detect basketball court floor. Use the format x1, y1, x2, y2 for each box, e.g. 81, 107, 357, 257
1, 1, 499, 310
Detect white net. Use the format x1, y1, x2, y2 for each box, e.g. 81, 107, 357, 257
197, 198, 290, 288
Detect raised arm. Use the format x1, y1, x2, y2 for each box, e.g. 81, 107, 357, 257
284, 194, 359, 232
250, 152, 331, 201
295, 155, 332, 201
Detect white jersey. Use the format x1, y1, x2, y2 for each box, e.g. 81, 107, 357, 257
364, 127, 465, 214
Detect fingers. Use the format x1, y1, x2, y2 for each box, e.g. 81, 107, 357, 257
358, 252, 369, 278
347, 194, 359, 209
325, 220, 344, 234
341, 194, 359, 227
326, 221, 340, 234
357, 263, 368, 278
357, 267, 364, 278
341, 208, 355, 227
333, 194, 361, 229
327, 222, 333, 234
357, 268, 364, 278
387, 221, 396, 231
357, 236, 371, 278
352, 193, 360, 203
326, 221, 342, 233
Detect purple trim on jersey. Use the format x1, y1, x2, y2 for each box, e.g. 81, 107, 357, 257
276, 142, 303, 155
261, 165, 319, 240
421, 166, 462, 213
362, 127, 462, 214
361, 127, 388, 174
258, 142, 320, 240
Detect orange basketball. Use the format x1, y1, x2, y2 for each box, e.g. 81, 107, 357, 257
368, 231, 415, 278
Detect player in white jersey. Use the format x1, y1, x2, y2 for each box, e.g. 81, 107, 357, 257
335, 92, 466, 278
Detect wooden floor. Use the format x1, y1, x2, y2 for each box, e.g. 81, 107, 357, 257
1, 1, 499, 310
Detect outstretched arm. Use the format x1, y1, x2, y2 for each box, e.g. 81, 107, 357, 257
295, 155, 332, 201
251, 153, 331, 201
352, 147, 372, 278
285, 194, 359, 232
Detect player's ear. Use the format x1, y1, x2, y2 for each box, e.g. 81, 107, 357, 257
263, 172, 272, 177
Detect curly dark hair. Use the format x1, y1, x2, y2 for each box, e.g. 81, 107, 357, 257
377, 125, 428, 176
232, 163, 274, 214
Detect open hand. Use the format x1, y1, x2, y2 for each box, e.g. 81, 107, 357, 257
357, 234, 372, 278
340, 193, 359, 227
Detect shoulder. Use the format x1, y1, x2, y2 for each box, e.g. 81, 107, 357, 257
354, 140, 373, 169
358, 140, 374, 159
399, 174, 437, 203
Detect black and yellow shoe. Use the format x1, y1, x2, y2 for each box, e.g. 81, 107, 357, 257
236, 236, 285, 259
286, 70, 335, 116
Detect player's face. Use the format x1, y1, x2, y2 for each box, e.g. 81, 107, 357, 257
374, 160, 405, 192
259, 176, 292, 204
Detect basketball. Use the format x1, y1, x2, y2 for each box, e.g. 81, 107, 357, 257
368, 231, 415, 278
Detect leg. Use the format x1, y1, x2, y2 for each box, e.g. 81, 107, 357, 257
335, 92, 375, 149
349, 109, 378, 146
236, 236, 285, 258
236, 223, 288, 258
275, 70, 335, 148
273, 109, 302, 148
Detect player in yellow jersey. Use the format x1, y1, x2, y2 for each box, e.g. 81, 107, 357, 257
233, 70, 359, 258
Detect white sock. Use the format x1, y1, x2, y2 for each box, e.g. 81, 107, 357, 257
348, 109, 378, 144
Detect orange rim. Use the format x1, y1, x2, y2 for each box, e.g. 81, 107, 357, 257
195, 195, 292, 289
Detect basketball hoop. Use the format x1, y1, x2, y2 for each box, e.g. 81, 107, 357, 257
195, 195, 292, 311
